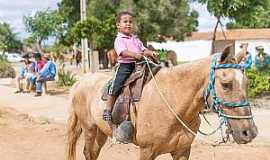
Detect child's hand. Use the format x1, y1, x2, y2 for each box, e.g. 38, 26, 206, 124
144, 50, 159, 58
152, 51, 159, 57
135, 54, 143, 60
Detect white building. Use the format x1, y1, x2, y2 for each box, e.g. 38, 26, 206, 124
149, 29, 270, 61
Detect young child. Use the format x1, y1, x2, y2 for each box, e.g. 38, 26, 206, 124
15, 54, 35, 93
103, 11, 158, 122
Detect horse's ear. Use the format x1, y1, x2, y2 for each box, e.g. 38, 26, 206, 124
235, 43, 248, 64
220, 44, 235, 64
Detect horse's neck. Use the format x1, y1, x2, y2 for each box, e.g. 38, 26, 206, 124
154, 57, 211, 117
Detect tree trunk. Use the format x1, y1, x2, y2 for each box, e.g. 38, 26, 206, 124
211, 16, 220, 55
36, 39, 43, 54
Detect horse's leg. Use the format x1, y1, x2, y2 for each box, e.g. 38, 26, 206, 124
139, 147, 157, 160
92, 128, 108, 157
83, 125, 97, 160
170, 147, 191, 160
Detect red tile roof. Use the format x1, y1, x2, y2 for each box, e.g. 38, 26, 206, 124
185, 28, 270, 41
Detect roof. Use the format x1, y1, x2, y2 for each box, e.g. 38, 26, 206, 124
185, 28, 270, 41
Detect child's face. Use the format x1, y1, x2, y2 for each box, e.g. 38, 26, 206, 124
117, 14, 134, 35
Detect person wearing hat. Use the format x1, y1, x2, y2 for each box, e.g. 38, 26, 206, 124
34, 53, 56, 96
255, 46, 270, 70
15, 53, 35, 93
25, 52, 46, 93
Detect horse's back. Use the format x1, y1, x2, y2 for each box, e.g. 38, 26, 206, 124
70, 72, 112, 135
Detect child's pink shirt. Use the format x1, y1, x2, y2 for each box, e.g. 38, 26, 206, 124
114, 32, 146, 63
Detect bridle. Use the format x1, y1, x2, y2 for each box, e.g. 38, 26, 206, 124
203, 54, 253, 120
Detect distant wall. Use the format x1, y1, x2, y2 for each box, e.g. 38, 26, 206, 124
148, 40, 212, 61
149, 39, 270, 62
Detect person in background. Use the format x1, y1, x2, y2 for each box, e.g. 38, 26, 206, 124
75, 51, 82, 68
14, 53, 35, 93
239, 43, 252, 70
255, 46, 270, 71
34, 54, 56, 97
25, 52, 45, 93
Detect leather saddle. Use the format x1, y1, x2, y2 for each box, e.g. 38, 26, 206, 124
101, 61, 161, 125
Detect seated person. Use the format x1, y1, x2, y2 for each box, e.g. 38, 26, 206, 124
15, 54, 35, 93
25, 52, 45, 93
34, 54, 56, 97
255, 46, 270, 71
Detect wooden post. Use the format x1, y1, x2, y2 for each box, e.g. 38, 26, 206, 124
80, 0, 88, 73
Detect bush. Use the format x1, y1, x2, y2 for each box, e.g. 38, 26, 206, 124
0, 56, 16, 78
57, 69, 77, 87
246, 68, 270, 98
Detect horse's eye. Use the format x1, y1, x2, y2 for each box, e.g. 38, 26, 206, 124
222, 83, 232, 90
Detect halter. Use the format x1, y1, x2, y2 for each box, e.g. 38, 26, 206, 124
203, 55, 253, 119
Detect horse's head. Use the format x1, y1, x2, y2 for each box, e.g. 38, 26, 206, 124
205, 45, 258, 144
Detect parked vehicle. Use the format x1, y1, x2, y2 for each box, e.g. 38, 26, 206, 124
6, 53, 23, 63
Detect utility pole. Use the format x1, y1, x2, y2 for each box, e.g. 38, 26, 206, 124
80, 0, 88, 73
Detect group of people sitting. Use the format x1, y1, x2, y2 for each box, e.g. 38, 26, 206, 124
15, 52, 56, 97
239, 44, 270, 71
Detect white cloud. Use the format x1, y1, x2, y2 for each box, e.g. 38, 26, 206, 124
0, 0, 60, 38
190, 2, 229, 32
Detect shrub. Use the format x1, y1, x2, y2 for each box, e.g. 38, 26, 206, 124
57, 69, 77, 87
0, 56, 16, 78
246, 68, 270, 98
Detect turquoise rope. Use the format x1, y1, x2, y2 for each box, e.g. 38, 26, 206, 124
203, 55, 252, 119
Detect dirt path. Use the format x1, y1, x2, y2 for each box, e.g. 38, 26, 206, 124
0, 106, 270, 160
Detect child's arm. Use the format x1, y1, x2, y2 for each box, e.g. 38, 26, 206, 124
121, 50, 143, 60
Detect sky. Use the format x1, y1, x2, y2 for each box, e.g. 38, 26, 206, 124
0, 0, 228, 39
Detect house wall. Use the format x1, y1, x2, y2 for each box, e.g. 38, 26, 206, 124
148, 39, 270, 62
148, 40, 212, 61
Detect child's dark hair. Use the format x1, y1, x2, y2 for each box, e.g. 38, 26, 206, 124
116, 11, 134, 23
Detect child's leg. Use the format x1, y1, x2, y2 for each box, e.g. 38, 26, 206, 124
103, 95, 116, 121
106, 96, 116, 111
25, 77, 30, 91
103, 63, 135, 121
15, 76, 24, 93
35, 78, 44, 96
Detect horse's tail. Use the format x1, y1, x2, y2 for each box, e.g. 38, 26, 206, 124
66, 106, 82, 160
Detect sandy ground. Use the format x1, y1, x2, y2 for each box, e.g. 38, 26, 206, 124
0, 106, 270, 160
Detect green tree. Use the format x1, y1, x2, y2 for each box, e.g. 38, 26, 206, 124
57, 0, 81, 46
131, 0, 199, 42
226, 1, 270, 29
194, 0, 269, 54
23, 9, 64, 53
57, 0, 198, 69
0, 22, 22, 54
70, 0, 198, 50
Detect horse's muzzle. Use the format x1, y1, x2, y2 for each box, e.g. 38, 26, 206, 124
230, 120, 258, 144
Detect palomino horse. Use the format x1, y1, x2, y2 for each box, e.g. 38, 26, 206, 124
66, 45, 258, 160
106, 49, 117, 69
235, 43, 248, 62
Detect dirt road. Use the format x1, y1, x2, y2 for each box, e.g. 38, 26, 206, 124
0, 106, 269, 160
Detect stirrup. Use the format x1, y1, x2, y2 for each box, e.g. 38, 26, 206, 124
103, 109, 112, 121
